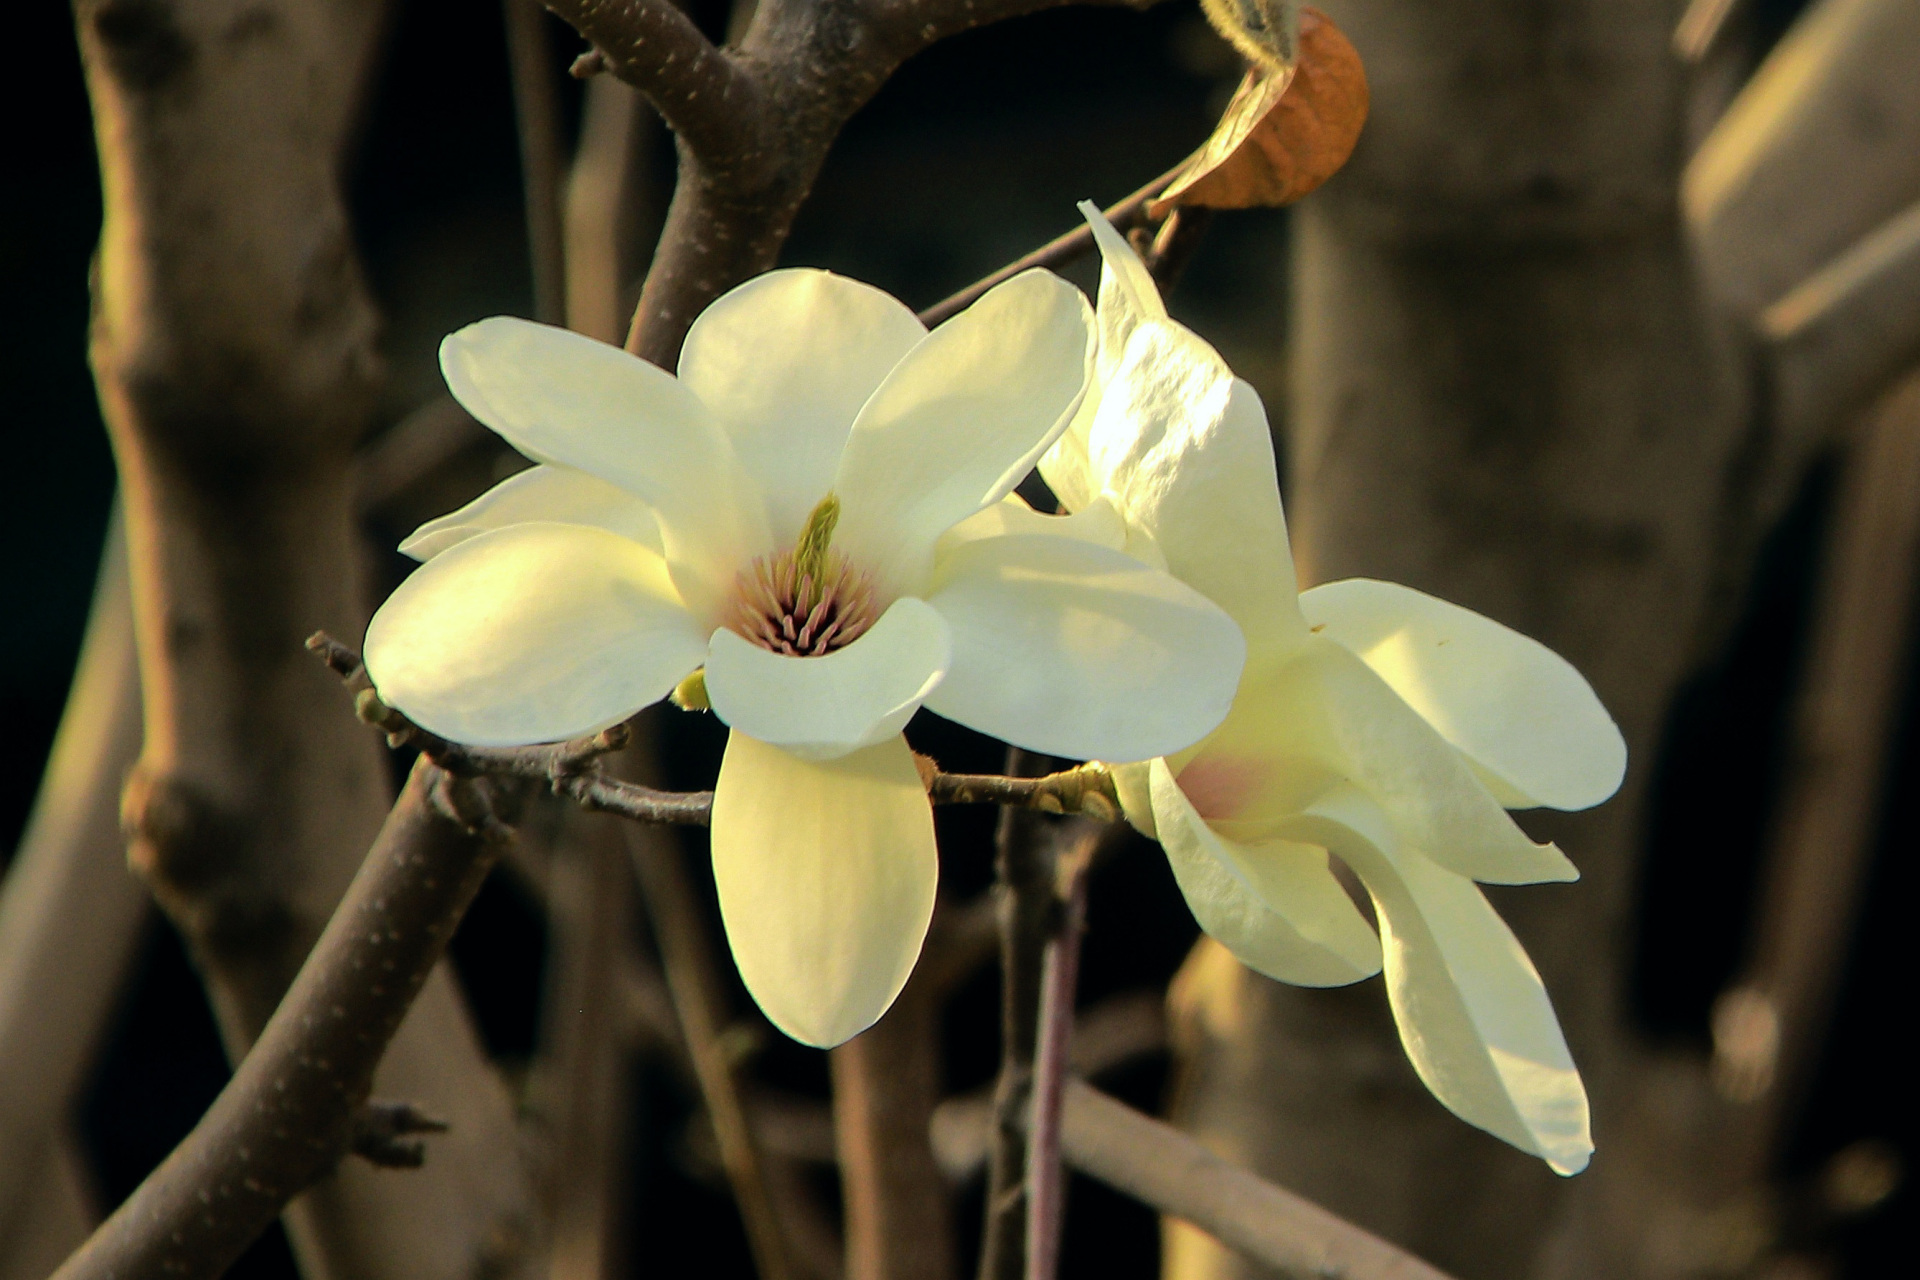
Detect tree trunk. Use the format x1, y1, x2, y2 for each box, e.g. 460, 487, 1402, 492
1165, 1, 1750, 1277
73, 3, 536, 1278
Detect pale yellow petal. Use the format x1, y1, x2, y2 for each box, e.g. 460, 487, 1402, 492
364, 523, 705, 745
709, 731, 938, 1048
1281, 787, 1592, 1175
1150, 759, 1380, 986
1302, 579, 1626, 811
399, 464, 661, 561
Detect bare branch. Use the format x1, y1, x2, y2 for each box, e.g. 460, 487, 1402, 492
832, 964, 956, 1280
51, 759, 510, 1280
545, 0, 764, 163
1056, 1082, 1459, 1280
625, 823, 798, 1280
917, 159, 1189, 327
505, 0, 571, 325
309, 633, 1129, 827
1023, 836, 1093, 1280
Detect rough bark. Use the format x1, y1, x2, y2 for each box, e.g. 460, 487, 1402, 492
1164, 2, 1751, 1278
72, 3, 535, 1277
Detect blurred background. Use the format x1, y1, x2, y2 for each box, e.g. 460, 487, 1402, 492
2, 0, 1914, 1277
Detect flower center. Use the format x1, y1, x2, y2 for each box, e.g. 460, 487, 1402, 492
729, 494, 879, 657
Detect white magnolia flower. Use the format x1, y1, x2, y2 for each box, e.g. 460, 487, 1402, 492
363, 267, 1245, 1048
1019, 208, 1626, 1174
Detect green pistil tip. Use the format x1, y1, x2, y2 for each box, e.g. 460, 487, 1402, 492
793, 493, 841, 608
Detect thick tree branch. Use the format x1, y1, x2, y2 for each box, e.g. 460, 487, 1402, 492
74, 0, 538, 1272
546, 0, 764, 163
51, 759, 509, 1280
545, 0, 1167, 363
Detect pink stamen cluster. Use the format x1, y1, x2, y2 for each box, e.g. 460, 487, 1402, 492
730, 550, 879, 656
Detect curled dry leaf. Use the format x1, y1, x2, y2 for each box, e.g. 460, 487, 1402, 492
1151, 8, 1369, 215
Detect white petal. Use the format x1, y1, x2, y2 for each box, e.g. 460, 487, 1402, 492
1283, 787, 1592, 1175
1150, 758, 1381, 986
1086, 322, 1308, 664
832, 270, 1096, 595
710, 731, 938, 1048
937, 492, 1129, 553
1034, 207, 1167, 513
923, 533, 1244, 763
678, 270, 926, 545
1110, 759, 1156, 837
439, 317, 771, 615
364, 523, 706, 746
1083, 202, 1168, 375
1285, 638, 1578, 885
1301, 579, 1627, 811
399, 464, 662, 561
704, 598, 952, 761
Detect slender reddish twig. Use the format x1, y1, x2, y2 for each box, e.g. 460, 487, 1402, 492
1023, 834, 1094, 1280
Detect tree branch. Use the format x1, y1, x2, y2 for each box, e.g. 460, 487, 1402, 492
1023, 836, 1092, 1280
1056, 1082, 1459, 1280
917, 158, 1189, 327
545, 0, 764, 164
51, 758, 510, 1280
308, 633, 1127, 826
625, 822, 798, 1280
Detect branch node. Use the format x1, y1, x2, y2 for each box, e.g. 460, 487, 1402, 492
569, 47, 606, 78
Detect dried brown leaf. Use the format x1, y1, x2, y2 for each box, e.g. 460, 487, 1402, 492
1151, 8, 1369, 215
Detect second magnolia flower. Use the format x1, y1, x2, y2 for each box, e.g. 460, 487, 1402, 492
362, 268, 1245, 1047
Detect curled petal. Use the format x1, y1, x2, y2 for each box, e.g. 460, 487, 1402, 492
710, 732, 938, 1048
679, 270, 926, 545
923, 533, 1244, 763
1301, 579, 1626, 811
1286, 639, 1578, 885
1150, 758, 1381, 986
439, 317, 771, 617
833, 270, 1096, 595
364, 523, 706, 745
1282, 787, 1592, 1175
1036, 206, 1168, 511
704, 598, 952, 761
399, 464, 662, 561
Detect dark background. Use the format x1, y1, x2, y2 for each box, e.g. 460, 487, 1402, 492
3, 0, 1909, 1276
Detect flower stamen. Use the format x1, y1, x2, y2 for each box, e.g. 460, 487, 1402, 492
730, 495, 879, 657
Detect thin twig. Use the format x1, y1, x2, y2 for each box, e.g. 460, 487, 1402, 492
504, 0, 569, 324
1054, 1082, 1460, 1280
975, 751, 1059, 1280
917, 160, 1190, 327
1143, 206, 1215, 297
1023, 836, 1093, 1280
624, 824, 797, 1280
308, 634, 1125, 826
50, 758, 511, 1280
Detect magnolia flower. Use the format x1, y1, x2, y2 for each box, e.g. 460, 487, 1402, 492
363, 268, 1244, 1048
1022, 209, 1625, 1175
